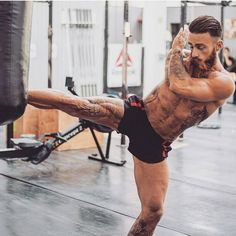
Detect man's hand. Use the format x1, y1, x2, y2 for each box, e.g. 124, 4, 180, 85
172, 26, 189, 50
182, 49, 191, 58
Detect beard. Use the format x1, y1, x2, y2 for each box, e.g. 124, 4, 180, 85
189, 50, 217, 78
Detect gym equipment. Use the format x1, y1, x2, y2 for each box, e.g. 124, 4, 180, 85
0, 77, 126, 166
120, 1, 130, 145
0, 1, 33, 125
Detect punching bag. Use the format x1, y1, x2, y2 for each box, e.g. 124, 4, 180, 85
0, 1, 32, 125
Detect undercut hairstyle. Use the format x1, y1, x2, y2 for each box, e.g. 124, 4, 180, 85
189, 16, 222, 38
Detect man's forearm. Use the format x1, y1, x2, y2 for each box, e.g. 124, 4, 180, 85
169, 48, 188, 79
168, 48, 191, 92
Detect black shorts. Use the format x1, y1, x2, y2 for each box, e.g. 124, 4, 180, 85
118, 95, 172, 164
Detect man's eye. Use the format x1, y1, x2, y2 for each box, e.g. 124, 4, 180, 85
197, 46, 205, 50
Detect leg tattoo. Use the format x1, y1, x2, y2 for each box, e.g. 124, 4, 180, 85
28, 90, 124, 130
128, 217, 154, 236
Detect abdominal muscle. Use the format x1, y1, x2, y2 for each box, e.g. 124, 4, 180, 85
143, 82, 223, 142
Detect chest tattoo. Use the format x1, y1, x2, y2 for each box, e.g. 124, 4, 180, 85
180, 105, 208, 131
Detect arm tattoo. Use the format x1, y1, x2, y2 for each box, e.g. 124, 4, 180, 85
164, 50, 173, 82
169, 49, 189, 80
169, 49, 211, 79
86, 105, 101, 116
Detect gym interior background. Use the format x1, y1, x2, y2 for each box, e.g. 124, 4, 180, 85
0, 1, 236, 236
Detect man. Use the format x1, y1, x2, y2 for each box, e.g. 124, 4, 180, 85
222, 47, 236, 104
223, 47, 235, 70
28, 16, 234, 235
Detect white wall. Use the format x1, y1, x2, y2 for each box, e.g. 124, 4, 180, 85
142, 1, 167, 96
0, 126, 6, 148
29, 1, 105, 94
28, 2, 49, 89
52, 1, 105, 93
28, 1, 168, 97
109, 1, 168, 97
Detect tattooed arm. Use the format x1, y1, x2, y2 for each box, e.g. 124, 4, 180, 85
167, 28, 235, 102
164, 50, 173, 83
168, 48, 234, 102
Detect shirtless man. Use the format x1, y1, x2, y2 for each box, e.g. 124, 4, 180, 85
28, 16, 235, 235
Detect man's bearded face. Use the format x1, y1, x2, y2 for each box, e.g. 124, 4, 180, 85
190, 49, 216, 70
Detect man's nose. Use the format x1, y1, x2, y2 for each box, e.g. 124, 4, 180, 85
191, 48, 199, 58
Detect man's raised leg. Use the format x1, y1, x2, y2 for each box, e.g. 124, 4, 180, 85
128, 157, 169, 235
28, 89, 124, 130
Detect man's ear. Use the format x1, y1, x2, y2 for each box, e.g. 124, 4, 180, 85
215, 39, 223, 52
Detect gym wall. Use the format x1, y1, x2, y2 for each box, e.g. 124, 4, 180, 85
28, 1, 169, 97
29, 2, 49, 89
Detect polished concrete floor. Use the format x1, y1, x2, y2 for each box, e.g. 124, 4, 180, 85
0, 104, 236, 236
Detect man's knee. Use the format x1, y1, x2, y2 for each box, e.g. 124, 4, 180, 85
142, 200, 164, 222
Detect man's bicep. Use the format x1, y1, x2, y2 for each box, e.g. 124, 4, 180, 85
170, 79, 214, 102
185, 80, 216, 102
181, 76, 235, 102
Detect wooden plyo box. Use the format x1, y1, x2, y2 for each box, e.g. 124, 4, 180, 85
14, 105, 104, 151
14, 105, 39, 138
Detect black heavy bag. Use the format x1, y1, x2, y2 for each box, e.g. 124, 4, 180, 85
0, 1, 32, 125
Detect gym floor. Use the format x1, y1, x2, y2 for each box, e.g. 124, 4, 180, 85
0, 104, 236, 236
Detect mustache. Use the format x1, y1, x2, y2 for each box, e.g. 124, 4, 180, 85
191, 57, 201, 64
190, 51, 216, 69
